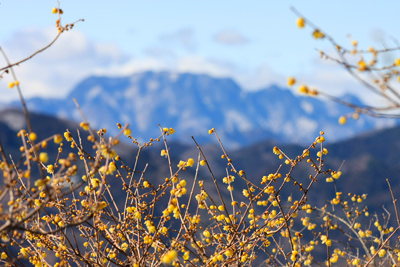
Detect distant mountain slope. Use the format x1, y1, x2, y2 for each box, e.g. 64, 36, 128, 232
228, 127, 400, 208
0, 108, 84, 160
14, 71, 396, 147
0, 108, 398, 212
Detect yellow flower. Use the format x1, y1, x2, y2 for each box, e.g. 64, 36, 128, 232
97, 201, 108, 211
331, 171, 342, 179
41, 140, 48, 149
46, 164, 54, 174
8, 82, 15, 89
298, 85, 309, 94
186, 158, 194, 167
121, 242, 128, 251
64, 131, 73, 142
29, 132, 37, 141
134, 211, 142, 220
160, 226, 168, 235
320, 235, 331, 246
177, 160, 186, 168
53, 134, 63, 144
290, 250, 298, 261
145, 220, 156, 233
297, 17, 305, 28
305, 245, 314, 252
161, 149, 168, 157
183, 251, 189, 260
242, 189, 249, 197
126, 206, 135, 213
100, 145, 117, 158
34, 199, 42, 207
161, 250, 177, 264
272, 146, 281, 155
123, 128, 132, 136
395, 58, 400, 66
39, 152, 49, 163
224, 249, 234, 257
19, 247, 29, 258
338, 116, 347, 125
378, 248, 386, 257
34, 177, 50, 188
358, 60, 367, 71
90, 178, 100, 188
287, 77, 296, 87
163, 127, 175, 135
312, 29, 325, 39
80, 122, 90, 131
330, 253, 339, 263
203, 230, 211, 238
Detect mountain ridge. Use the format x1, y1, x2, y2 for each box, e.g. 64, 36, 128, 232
0, 108, 398, 211
5, 71, 396, 147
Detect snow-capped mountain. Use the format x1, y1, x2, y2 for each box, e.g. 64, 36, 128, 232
16, 71, 395, 147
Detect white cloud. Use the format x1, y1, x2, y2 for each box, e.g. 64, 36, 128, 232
0, 26, 308, 105
176, 56, 233, 77
234, 64, 286, 90
98, 57, 168, 77
159, 28, 196, 51
1, 27, 127, 101
214, 29, 249, 45
1, 26, 379, 108
144, 46, 176, 61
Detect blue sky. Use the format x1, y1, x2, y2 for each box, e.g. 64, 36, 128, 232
1, 1, 400, 102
